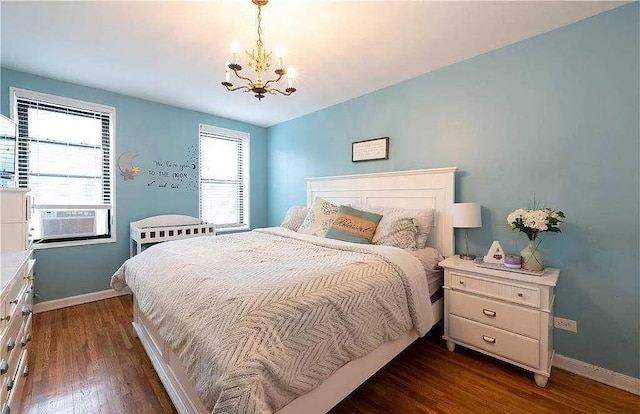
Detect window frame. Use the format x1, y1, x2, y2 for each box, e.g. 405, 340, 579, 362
198, 124, 250, 232
10, 87, 117, 249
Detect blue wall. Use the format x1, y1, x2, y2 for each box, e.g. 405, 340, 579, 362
267, 4, 639, 378
0, 68, 268, 303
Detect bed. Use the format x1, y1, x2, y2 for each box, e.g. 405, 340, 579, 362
111, 167, 456, 414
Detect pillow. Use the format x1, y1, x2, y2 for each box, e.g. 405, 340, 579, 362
353, 203, 435, 249
297, 198, 339, 237
324, 205, 383, 244
280, 206, 309, 231
409, 247, 445, 296
409, 247, 444, 273
371, 217, 417, 250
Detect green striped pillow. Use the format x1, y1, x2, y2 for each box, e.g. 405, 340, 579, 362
324, 205, 383, 244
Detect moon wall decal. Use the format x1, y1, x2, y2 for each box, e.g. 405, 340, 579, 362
118, 152, 143, 181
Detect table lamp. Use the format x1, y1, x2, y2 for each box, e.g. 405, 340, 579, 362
453, 203, 482, 260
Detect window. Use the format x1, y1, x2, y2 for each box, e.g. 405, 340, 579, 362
199, 124, 249, 230
0, 115, 17, 187
11, 88, 115, 246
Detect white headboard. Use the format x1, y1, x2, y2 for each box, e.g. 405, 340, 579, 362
306, 167, 457, 257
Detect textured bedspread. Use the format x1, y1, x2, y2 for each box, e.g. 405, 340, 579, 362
111, 227, 433, 414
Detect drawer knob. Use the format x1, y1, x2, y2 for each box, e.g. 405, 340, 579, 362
0, 359, 8, 375
517, 292, 524, 298
21, 306, 32, 316
482, 309, 497, 317
459, 280, 465, 285
8, 299, 18, 305
6, 378, 14, 391
6, 338, 15, 352
482, 335, 496, 344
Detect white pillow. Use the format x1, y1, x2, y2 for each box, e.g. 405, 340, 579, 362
280, 206, 309, 231
352, 203, 435, 249
409, 247, 444, 273
372, 217, 417, 250
409, 247, 445, 296
297, 198, 338, 237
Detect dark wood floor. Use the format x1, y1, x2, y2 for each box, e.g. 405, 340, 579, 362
21, 296, 639, 414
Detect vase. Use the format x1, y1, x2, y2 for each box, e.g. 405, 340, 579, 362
521, 239, 544, 271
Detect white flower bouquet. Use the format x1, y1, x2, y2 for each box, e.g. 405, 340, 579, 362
507, 208, 565, 241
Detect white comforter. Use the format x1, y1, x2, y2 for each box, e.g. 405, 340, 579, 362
111, 227, 433, 414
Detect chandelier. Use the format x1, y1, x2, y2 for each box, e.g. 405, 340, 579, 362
222, 0, 296, 100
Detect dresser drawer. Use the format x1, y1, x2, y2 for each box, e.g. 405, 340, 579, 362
6, 321, 25, 383
19, 314, 32, 352
448, 290, 540, 339
4, 276, 25, 319
449, 314, 540, 369
6, 350, 27, 414
0, 223, 28, 252
23, 283, 34, 308
0, 192, 27, 223
450, 271, 540, 307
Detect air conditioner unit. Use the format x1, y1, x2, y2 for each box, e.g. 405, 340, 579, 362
41, 210, 97, 239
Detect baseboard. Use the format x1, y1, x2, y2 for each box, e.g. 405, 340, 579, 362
34, 288, 132, 314
554, 354, 640, 395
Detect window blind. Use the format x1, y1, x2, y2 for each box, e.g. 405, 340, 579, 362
0, 116, 17, 186
199, 124, 249, 229
13, 89, 115, 242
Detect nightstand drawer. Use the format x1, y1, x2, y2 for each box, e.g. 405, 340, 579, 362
448, 290, 540, 339
449, 314, 540, 369
450, 272, 540, 307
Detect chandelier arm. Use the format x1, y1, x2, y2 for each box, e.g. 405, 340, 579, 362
223, 83, 252, 92
269, 88, 295, 96
263, 74, 284, 89
230, 66, 255, 85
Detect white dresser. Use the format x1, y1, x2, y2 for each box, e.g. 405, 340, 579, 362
0, 188, 34, 413
440, 256, 559, 387
0, 188, 31, 252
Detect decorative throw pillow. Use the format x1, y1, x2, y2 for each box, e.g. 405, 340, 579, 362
372, 217, 418, 250
353, 203, 435, 249
324, 205, 383, 244
297, 198, 339, 237
280, 206, 309, 231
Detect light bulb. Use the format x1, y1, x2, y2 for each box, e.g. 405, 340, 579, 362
275, 46, 286, 69
230, 42, 240, 64
287, 67, 296, 88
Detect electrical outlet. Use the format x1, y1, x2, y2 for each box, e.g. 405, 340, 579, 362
554, 317, 578, 332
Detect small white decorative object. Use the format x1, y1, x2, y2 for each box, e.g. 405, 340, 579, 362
484, 241, 505, 264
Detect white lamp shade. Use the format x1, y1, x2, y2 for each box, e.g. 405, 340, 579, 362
453, 203, 482, 228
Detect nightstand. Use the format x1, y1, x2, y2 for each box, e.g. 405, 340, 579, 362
440, 255, 559, 387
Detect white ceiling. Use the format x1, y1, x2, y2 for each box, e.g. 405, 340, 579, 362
0, 1, 625, 128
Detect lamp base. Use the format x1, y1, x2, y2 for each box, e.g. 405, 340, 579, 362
459, 254, 476, 260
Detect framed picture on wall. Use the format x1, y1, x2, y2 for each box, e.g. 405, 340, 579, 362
352, 137, 389, 162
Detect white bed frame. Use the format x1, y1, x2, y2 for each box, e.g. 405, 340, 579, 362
132, 167, 457, 414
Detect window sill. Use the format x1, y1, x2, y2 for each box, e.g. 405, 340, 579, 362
33, 236, 116, 250
216, 226, 250, 235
